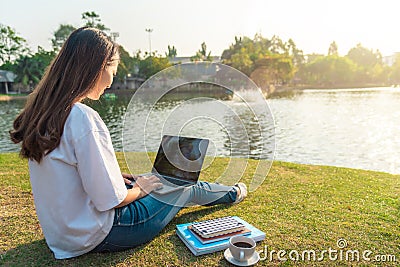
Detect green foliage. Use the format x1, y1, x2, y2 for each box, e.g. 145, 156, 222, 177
222, 36, 393, 88
345, 43, 386, 84
287, 38, 305, 66
166, 45, 177, 58
222, 34, 302, 89
294, 43, 389, 87
51, 12, 109, 53
389, 53, 400, 84
1, 11, 114, 89
0, 24, 30, 64
328, 41, 339, 56
191, 42, 212, 62
300, 55, 357, 85
81, 11, 110, 32
137, 53, 172, 78
1, 15, 398, 91
251, 54, 294, 87
229, 48, 253, 75
113, 48, 172, 80
51, 24, 76, 51
347, 43, 381, 68
115, 45, 133, 82
5, 47, 55, 86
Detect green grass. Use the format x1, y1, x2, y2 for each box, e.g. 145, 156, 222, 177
0, 94, 28, 97
0, 152, 399, 266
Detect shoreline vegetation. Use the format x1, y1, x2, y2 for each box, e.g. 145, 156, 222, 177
2, 13, 400, 106
0, 152, 399, 266
0, 83, 395, 102
268, 83, 394, 97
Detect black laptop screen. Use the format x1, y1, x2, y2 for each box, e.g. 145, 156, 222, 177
152, 135, 209, 182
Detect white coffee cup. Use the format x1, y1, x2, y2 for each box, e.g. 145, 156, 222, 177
228, 236, 256, 262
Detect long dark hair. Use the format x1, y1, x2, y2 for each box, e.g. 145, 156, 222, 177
10, 27, 119, 162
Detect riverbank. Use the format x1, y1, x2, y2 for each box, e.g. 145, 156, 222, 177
0, 94, 29, 101
1, 152, 398, 266
275, 82, 391, 90
268, 84, 397, 99
0, 83, 394, 101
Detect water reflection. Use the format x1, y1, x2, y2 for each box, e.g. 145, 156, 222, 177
270, 87, 400, 174
85, 96, 130, 149
2, 87, 400, 174
0, 99, 25, 152
221, 102, 275, 159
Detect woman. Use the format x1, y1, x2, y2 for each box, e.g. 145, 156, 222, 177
10, 27, 247, 259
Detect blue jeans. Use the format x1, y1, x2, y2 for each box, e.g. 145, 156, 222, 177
91, 181, 237, 253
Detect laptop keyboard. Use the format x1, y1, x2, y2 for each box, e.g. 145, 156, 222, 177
160, 175, 192, 186
140, 173, 193, 187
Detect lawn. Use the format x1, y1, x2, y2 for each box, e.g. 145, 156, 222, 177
0, 94, 28, 101
0, 152, 399, 266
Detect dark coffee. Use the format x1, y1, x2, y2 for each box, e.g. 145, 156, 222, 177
233, 241, 253, 248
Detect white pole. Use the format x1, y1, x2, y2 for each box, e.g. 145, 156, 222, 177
145, 28, 153, 56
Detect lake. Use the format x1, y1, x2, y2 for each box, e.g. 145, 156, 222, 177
1, 87, 400, 174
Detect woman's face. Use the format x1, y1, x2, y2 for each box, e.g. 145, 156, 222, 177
87, 59, 119, 100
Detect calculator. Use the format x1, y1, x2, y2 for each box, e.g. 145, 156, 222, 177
190, 216, 245, 238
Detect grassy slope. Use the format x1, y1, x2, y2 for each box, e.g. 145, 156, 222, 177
0, 152, 399, 266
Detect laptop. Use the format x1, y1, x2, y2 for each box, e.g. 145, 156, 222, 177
133, 135, 209, 195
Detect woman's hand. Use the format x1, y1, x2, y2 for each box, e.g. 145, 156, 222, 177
134, 175, 163, 198
122, 173, 139, 185
115, 175, 162, 208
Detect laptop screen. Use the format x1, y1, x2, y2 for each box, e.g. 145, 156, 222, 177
152, 135, 209, 183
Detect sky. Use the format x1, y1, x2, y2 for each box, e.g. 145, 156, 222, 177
1, 0, 399, 57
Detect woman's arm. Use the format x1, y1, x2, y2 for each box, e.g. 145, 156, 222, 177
114, 175, 162, 208
114, 187, 141, 208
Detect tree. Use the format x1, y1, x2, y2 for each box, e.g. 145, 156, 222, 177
346, 43, 381, 68
389, 53, 400, 84
130, 50, 171, 79
222, 36, 249, 60
222, 34, 297, 84
1, 46, 55, 87
139, 55, 171, 78
346, 44, 384, 83
328, 41, 338, 56
286, 38, 305, 66
191, 42, 212, 62
51, 24, 76, 51
302, 55, 357, 85
251, 54, 294, 86
166, 45, 177, 58
5, 47, 56, 87
229, 48, 253, 76
81, 11, 109, 32
267, 35, 287, 54
0, 24, 29, 64
115, 45, 135, 82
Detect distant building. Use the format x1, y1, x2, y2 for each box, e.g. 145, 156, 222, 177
0, 70, 17, 94
111, 75, 145, 90
110, 57, 222, 90
168, 56, 221, 65
383, 52, 400, 66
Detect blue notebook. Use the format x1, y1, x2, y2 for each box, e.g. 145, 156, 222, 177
176, 216, 265, 256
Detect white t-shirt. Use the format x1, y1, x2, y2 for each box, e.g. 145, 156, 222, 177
28, 102, 128, 259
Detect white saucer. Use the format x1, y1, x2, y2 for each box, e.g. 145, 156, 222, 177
224, 248, 260, 266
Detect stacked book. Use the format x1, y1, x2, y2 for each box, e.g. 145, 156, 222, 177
176, 216, 265, 256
